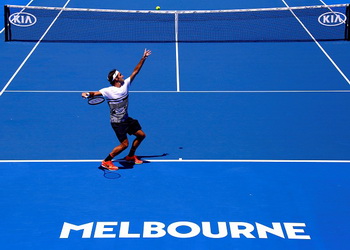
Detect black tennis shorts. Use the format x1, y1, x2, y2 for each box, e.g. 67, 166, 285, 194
111, 117, 142, 142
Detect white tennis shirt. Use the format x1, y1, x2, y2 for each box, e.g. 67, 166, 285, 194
99, 77, 131, 123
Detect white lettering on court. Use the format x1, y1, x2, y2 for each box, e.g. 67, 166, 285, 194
60, 221, 311, 239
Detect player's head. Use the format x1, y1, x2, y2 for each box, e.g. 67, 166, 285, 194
107, 69, 124, 85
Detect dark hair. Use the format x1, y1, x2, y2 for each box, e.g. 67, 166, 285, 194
107, 69, 117, 85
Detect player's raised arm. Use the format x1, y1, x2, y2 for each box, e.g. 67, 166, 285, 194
130, 49, 152, 82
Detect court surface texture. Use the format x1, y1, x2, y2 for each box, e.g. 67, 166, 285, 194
1, 0, 350, 249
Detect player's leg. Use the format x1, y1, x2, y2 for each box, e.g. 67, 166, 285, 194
111, 138, 129, 157
125, 130, 146, 164
101, 138, 129, 170
128, 130, 146, 157
101, 123, 129, 170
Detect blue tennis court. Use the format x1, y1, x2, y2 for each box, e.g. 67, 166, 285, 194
1, 0, 350, 249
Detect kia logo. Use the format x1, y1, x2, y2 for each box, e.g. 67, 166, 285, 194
9, 12, 37, 27
318, 12, 346, 26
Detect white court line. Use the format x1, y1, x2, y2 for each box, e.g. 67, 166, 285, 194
174, 12, 181, 92
0, 159, 350, 163
318, 0, 339, 13
4, 90, 350, 93
0, 0, 71, 96
0, 0, 35, 34
282, 0, 350, 86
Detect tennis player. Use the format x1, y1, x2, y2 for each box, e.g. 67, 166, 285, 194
82, 49, 152, 170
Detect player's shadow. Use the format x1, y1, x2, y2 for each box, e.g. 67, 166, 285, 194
98, 167, 122, 179
98, 153, 168, 179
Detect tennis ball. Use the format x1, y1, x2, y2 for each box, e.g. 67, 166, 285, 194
156, 6, 161, 10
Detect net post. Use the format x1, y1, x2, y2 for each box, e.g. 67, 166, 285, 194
4, 5, 10, 41
346, 4, 350, 40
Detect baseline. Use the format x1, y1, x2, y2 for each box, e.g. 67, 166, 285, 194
1, 159, 350, 163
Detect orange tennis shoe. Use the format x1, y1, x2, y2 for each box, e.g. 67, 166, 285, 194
101, 161, 119, 171
125, 155, 143, 164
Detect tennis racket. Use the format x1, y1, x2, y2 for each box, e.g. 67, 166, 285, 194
87, 96, 105, 105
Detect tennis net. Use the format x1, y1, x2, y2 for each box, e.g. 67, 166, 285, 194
4, 4, 350, 43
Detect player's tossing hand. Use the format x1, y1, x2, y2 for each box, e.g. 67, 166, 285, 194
143, 49, 152, 59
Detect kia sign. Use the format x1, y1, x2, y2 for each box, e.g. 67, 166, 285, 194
9, 12, 37, 27
318, 12, 347, 26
